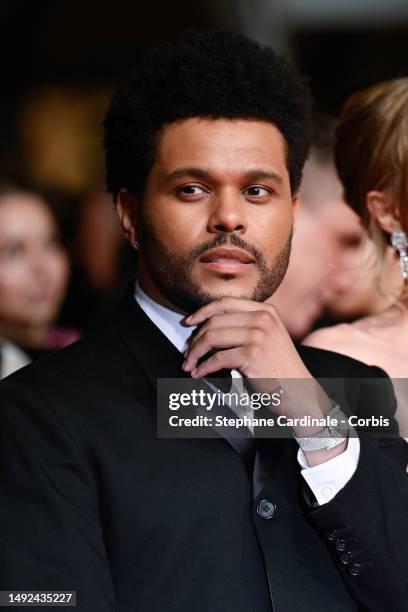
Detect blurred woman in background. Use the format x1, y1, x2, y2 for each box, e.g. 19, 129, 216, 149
0, 187, 79, 376
304, 78, 408, 434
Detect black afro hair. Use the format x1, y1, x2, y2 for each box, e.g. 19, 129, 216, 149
104, 30, 312, 200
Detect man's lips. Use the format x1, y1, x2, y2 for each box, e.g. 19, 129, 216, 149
199, 248, 255, 264
198, 247, 256, 273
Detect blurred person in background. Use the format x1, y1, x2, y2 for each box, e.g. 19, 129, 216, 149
304, 78, 408, 435
76, 188, 125, 293
68, 187, 137, 334
270, 115, 365, 339
325, 234, 403, 322
0, 186, 79, 367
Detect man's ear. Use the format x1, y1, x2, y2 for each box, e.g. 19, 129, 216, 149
116, 188, 141, 245
292, 193, 301, 228
366, 190, 400, 235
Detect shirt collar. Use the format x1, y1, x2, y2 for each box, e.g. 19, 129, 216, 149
134, 281, 196, 353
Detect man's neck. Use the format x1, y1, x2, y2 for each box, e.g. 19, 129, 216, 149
137, 274, 187, 315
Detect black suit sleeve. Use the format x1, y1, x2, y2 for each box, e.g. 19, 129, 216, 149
309, 435, 408, 612
304, 366, 408, 611
0, 378, 116, 611
298, 361, 408, 610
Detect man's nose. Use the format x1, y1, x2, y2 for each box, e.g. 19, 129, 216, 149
206, 190, 247, 234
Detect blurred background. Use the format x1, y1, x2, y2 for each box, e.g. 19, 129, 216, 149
1, 0, 408, 373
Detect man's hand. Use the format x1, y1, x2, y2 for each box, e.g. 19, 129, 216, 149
182, 297, 347, 466
182, 296, 311, 380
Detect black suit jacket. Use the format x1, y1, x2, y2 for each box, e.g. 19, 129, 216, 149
1, 291, 408, 611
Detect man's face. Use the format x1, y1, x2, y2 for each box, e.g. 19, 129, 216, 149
119, 118, 298, 313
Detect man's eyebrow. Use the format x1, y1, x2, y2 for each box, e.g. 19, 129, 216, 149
244, 169, 283, 184
165, 167, 284, 184
166, 167, 212, 181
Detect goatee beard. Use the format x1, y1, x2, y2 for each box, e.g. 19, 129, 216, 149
139, 231, 292, 313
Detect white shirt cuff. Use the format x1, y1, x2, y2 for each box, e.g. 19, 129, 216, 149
297, 436, 360, 505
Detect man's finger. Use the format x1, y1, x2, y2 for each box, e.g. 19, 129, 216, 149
187, 312, 258, 344
184, 297, 272, 325
183, 327, 252, 372
190, 347, 245, 378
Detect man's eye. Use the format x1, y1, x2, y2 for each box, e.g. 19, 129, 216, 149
177, 184, 207, 197
244, 186, 270, 198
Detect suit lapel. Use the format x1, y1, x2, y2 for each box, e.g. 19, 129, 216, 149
114, 284, 255, 476
115, 284, 186, 384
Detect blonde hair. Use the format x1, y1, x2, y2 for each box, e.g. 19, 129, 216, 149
335, 79, 408, 301
335, 78, 408, 252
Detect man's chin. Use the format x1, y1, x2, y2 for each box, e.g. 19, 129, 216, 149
194, 279, 257, 303
166, 284, 256, 314
195, 268, 258, 292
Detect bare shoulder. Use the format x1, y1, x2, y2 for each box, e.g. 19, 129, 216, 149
302, 323, 358, 354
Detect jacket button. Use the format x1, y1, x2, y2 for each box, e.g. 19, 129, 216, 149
335, 538, 347, 552
348, 563, 362, 576
327, 530, 338, 542
340, 551, 353, 565
257, 499, 276, 520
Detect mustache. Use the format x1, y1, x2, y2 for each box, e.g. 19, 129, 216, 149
190, 234, 266, 269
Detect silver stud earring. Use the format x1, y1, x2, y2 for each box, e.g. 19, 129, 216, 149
391, 229, 408, 280
132, 241, 139, 250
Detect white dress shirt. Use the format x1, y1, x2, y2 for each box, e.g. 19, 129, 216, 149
0, 339, 31, 380
134, 281, 360, 505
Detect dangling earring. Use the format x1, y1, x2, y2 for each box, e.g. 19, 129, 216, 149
391, 229, 408, 280
132, 241, 139, 250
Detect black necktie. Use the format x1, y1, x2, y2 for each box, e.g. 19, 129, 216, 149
186, 331, 255, 477
201, 358, 255, 479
